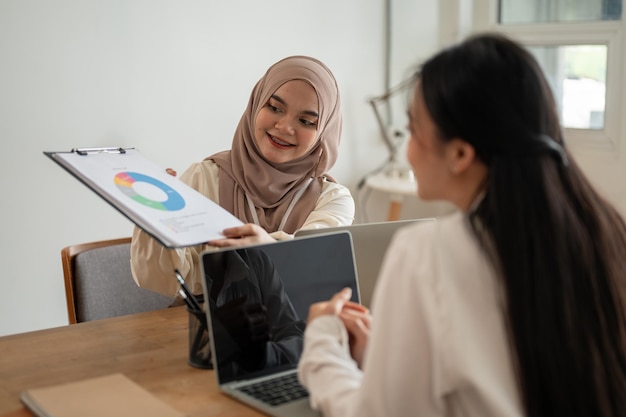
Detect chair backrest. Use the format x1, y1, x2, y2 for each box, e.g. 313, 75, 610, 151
61, 237, 174, 324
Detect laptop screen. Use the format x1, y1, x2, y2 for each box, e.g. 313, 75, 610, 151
295, 219, 435, 308
201, 232, 359, 384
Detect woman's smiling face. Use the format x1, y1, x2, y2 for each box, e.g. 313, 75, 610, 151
254, 80, 320, 164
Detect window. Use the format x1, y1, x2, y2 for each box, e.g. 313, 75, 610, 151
469, 0, 624, 150
499, 0, 621, 24
528, 44, 607, 130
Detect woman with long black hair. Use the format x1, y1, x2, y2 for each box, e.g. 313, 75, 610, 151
298, 33, 626, 417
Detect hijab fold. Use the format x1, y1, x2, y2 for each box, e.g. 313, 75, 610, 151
208, 56, 342, 234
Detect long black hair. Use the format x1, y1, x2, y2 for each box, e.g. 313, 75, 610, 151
419, 33, 626, 416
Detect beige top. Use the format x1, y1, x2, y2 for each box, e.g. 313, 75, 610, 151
130, 160, 354, 297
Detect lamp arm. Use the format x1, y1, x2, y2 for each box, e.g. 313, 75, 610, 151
369, 99, 396, 157
368, 77, 415, 160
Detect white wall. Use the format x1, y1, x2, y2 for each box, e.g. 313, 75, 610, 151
2, 0, 623, 337
0, 0, 442, 335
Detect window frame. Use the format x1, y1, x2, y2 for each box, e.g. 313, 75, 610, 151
468, 0, 624, 151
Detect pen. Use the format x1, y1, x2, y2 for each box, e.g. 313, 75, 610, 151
174, 269, 203, 312
177, 288, 202, 313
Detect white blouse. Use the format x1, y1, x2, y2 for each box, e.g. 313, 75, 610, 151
298, 211, 524, 417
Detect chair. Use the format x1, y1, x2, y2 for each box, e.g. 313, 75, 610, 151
61, 237, 174, 324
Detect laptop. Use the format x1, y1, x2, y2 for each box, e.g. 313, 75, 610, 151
200, 232, 360, 417
296, 219, 435, 308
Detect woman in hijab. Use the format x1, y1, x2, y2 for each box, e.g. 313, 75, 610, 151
131, 56, 354, 297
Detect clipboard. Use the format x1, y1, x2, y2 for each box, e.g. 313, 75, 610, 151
45, 147, 244, 248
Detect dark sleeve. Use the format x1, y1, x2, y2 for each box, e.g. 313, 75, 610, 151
249, 250, 305, 367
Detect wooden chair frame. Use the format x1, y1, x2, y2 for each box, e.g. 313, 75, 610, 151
61, 237, 132, 324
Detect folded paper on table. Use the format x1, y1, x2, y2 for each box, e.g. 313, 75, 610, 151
45, 147, 244, 248
20, 373, 184, 417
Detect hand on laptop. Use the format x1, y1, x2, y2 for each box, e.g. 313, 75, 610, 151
208, 224, 275, 248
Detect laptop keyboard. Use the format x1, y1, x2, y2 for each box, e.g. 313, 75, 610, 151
239, 372, 309, 406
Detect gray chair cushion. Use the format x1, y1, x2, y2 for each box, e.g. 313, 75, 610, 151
73, 243, 173, 322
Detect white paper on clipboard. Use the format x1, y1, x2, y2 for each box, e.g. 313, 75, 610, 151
45, 147, 243, 248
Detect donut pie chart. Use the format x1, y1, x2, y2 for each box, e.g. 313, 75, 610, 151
114, 172, 185, 211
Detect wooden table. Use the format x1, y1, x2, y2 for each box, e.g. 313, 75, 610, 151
0, 307, 263, 417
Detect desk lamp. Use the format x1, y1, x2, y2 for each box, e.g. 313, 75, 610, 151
359, 81, 417, 222
367, 80, 414, 181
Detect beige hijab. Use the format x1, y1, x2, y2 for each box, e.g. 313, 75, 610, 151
208, 56, 342, 234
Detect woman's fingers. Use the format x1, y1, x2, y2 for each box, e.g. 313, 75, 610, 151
340, 308, 371, 368
307, 288, 353, 324
207, 224, 275, 247
342, 301, 369, 314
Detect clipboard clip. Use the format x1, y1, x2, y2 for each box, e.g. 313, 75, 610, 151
72, 147, 130, 156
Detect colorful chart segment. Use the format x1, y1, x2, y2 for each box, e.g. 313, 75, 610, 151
114, 172, 185, 211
